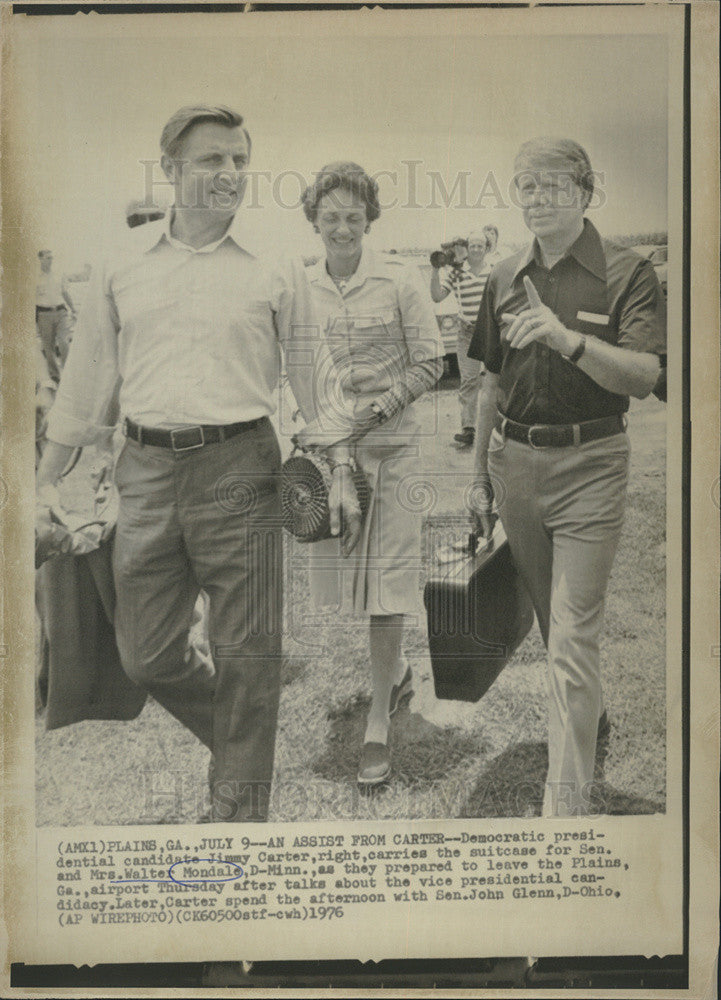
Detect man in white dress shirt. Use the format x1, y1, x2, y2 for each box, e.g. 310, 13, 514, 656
37, 105, 358, 822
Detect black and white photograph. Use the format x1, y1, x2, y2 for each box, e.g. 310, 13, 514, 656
29, 12, 673, 828
1, 0, 717, 984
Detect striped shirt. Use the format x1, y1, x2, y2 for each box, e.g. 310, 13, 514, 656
440, 262, 490, 325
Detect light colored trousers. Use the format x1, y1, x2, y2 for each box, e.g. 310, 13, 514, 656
456, 320, 482, 429
488, 427, 630, 816
37, 307, 71, 382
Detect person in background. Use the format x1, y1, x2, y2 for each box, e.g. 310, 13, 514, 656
483, 224, 504, 266
468, 137, 666, 817
36, 249, 78, 383
126, 199, 166, 229
301, 161, 445, 787
430, 231, 491, 448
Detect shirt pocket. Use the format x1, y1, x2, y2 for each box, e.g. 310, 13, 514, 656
223, 297, 275, 362
350, 306, 403, 344
348, 307, 407, 393
239, 297, 273, 324
570, 304, 617, 345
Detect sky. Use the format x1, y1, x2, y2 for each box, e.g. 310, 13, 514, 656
12, 10, 670, 272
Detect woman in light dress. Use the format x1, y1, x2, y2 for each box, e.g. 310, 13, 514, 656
300, 162, 445, 786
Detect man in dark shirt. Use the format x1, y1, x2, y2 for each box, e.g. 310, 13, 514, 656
468, 137, 666, 817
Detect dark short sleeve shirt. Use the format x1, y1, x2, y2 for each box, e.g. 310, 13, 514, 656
468, 219, 667, 424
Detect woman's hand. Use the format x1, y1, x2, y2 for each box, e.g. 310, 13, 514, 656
346, 402, 384, 442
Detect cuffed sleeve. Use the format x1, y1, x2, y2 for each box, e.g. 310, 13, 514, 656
375, 263, 444, 415
45, 259, 122, 447
376, 357, 444, 417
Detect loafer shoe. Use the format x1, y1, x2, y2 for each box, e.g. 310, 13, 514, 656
389, 665, 414, 717
357, 742, 391, 786
453, 428, 475, 447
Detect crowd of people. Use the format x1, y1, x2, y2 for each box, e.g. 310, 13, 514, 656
35, 105, 666, 822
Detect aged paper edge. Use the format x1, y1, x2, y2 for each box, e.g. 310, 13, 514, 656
1, 1, 718, 995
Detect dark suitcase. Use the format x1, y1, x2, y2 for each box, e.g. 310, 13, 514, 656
423, 525, 534, 702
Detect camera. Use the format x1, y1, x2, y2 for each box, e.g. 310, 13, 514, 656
430, 238, 468, 270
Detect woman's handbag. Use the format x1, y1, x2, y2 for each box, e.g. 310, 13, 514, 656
281, 443, 371, 543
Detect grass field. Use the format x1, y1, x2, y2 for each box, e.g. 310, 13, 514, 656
35, 388, 667, 825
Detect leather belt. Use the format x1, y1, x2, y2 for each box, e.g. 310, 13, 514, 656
124, 417, 262, 452
496, 412, 626, 449
36, 304, 66, 312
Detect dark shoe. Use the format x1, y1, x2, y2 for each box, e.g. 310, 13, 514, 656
597, 710, 611, 741
453, 427, 475, 447
389, 665, 414, 717
358, 742, 391, 787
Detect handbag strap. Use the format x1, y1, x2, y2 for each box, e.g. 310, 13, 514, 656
289, 435, 358, 475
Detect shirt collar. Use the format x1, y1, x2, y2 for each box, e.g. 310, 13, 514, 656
140, 209, 260, 258
512, 218, 606, 283
309, 246, 393, 295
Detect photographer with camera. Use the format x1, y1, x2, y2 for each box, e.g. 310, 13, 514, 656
430, 232, 491, 448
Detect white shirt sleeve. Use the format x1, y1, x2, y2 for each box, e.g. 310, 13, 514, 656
45, 257, 122, 447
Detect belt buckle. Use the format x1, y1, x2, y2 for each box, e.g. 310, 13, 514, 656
527, 424, 549, 449
170, 426, 205, 452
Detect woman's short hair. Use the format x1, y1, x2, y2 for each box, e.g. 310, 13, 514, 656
302, 162, 381, 224
513, 137, 594, 208
160, 105, 252, 160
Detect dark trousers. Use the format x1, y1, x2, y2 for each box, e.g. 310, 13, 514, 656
112, 419, 283, 822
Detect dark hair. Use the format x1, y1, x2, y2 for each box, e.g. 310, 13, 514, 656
160, 105, 251, 160
483, 224, 499, 238
302, 161, 381, 224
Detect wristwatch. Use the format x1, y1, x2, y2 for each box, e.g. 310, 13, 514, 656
564, 334, 587, 364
